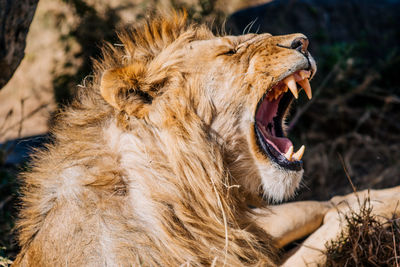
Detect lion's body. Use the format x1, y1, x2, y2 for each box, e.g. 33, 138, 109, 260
14, 91, 276, 266
14, 14, 315, 266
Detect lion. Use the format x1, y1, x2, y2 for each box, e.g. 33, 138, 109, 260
13, 13, 400, 266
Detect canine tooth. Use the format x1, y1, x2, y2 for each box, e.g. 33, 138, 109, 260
292, 145, 305, 161
284, 146, 293, 161
284, 75, 298, 99
298, 79, 312, 99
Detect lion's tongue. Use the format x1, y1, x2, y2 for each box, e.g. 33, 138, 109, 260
257, 122, 293, 154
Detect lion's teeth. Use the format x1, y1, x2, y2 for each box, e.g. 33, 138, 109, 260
283, 84, 288, 92
299, 70, 311, 79
292, 145, 305, 161
298, 79, 312, 99
284, 75, 298, 99
284, 146, 293, 161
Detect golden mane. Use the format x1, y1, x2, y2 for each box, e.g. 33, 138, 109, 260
94, 12, 212, 72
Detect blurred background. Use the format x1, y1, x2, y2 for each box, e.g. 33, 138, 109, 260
1, 0, 399, 263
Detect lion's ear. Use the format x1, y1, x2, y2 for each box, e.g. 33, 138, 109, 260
100, 65, 154, 118
100, 68, 124, 110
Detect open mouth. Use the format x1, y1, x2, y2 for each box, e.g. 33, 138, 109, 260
255, 70, 312, 171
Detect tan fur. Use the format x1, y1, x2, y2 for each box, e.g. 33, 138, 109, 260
14, 13, 317, 266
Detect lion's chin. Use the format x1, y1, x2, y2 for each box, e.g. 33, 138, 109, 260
257, 162, 303, 203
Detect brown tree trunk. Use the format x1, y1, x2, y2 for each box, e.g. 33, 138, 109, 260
0, 0, 39, 89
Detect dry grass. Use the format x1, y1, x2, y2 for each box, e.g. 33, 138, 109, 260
325, 197, 400, 267
0, 248, 13, 267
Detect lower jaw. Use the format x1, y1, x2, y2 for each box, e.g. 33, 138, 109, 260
254, 124, 302, 171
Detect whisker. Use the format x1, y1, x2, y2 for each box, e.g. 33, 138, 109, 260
242, 19, 254, 35
242, 18, 258, 34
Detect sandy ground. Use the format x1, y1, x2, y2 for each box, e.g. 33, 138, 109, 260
0, 0, 77, 142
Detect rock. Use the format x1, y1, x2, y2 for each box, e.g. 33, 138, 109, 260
1, 134, 49, 165
0, 0, 39, 89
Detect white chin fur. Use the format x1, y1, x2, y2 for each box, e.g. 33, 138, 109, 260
257, 162, 303, 203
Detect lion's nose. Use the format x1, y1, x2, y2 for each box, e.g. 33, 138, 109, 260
290, 37, 309, 54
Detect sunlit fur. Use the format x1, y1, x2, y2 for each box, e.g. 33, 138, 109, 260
14, 13, 312, 266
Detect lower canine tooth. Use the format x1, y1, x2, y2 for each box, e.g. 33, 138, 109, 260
292, 145, 305, 161
284, 146, 293, 161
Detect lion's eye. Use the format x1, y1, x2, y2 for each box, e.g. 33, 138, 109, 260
219, 48, 236, 56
